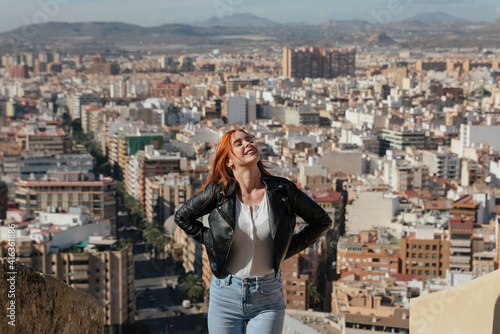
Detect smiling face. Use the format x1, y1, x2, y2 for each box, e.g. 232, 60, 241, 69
226, 130, 260, 170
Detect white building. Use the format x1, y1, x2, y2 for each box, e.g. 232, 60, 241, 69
459, 124, 500, 157
0, 207, 111, 253
348, 191, 400, 233
421, 147, 461, 180
70, 92, 101, 119
227, 95, 248, 125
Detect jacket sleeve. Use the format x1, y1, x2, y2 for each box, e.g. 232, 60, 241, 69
285, 182, 333, 259
174, 182, 217, 244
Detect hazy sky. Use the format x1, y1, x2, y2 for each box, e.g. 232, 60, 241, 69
0, 0, 499, 33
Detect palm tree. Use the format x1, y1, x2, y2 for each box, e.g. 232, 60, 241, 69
307, 281, 321, 309
180, 273, 205, 302
142, 221, 171, 260
154, 233, 171, 260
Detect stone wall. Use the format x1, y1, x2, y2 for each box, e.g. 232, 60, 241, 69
0, 258, 104, 333
410, 269, 500, 334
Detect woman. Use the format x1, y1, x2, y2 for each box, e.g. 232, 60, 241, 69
174, 129, 332, 333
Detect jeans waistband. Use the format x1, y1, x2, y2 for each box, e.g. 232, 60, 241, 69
219, 271, 279, 285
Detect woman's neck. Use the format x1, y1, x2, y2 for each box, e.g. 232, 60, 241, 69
234, 166, 263, 195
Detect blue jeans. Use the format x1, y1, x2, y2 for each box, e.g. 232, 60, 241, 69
208, 271, 286, 334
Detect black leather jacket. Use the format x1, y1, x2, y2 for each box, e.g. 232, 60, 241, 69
174, 175, 333, 278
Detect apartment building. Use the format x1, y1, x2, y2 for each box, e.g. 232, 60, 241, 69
449, 218, 474, 272
400, 236, 450, 281
336, 231, 400, 282
384, 159, 430, 193
0, 210, 133, 333
125, 146, 187, 208
450, 195, 478, 223
144, 173, 192, 224
282, 254, 309, 310
17, 151, 94, 180
16, 123, 73, 155
14, 171, 117, 235
117, 132, 163, 173
378, 129, 425, 156
421, 148, 460, 180
282, 47, 356, 79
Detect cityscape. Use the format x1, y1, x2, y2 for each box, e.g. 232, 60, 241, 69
0, 2, 500, 334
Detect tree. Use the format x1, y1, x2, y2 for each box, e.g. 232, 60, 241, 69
307, 281, 321, 309
179, 272, 204, 302
142, 221, 170, 260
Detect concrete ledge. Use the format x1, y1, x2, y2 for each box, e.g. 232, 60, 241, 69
410, 269, 500, 334
0, 258, 104, 334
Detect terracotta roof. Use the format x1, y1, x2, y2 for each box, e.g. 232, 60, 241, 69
313, 190, 342, 202
403, 190, 420, 198
423, 200, 449, 211
452, 195, 476, 206
345, 308, 409, 329
390, 273, 420, 282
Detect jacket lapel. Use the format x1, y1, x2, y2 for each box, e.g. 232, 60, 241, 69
263, 178, 288, 238
218, 182, 237, 230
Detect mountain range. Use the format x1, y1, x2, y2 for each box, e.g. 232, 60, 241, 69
0, 12, 499, 53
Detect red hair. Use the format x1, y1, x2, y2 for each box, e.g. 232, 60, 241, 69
198, 129, 271, 195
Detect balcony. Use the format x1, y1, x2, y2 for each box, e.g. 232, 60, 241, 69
449, 256, 471, 264
410, 269, 500, 333
450, 240, 471, 247
449, 263, 471, 270
450, 247, 471, 253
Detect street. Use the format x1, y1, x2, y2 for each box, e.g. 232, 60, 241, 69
134, 246, 208, 334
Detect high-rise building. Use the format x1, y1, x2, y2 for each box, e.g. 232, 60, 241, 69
282, 47, 356, 79
75, 54, 83, 67
449, 218, 474, 272
87, 54, 119, 76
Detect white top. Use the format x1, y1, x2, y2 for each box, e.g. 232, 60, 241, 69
224, 192, 275, 277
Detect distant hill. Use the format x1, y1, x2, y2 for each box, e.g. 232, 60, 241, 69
405, 11, 467, 23
489, 17, 500, 30
198, 13, 280, 27
367, 33, 396, 45
1, 16, 499, 53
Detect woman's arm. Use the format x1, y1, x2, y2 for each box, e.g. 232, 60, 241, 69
285, 182, 333, 259
174, 182, 217, 244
